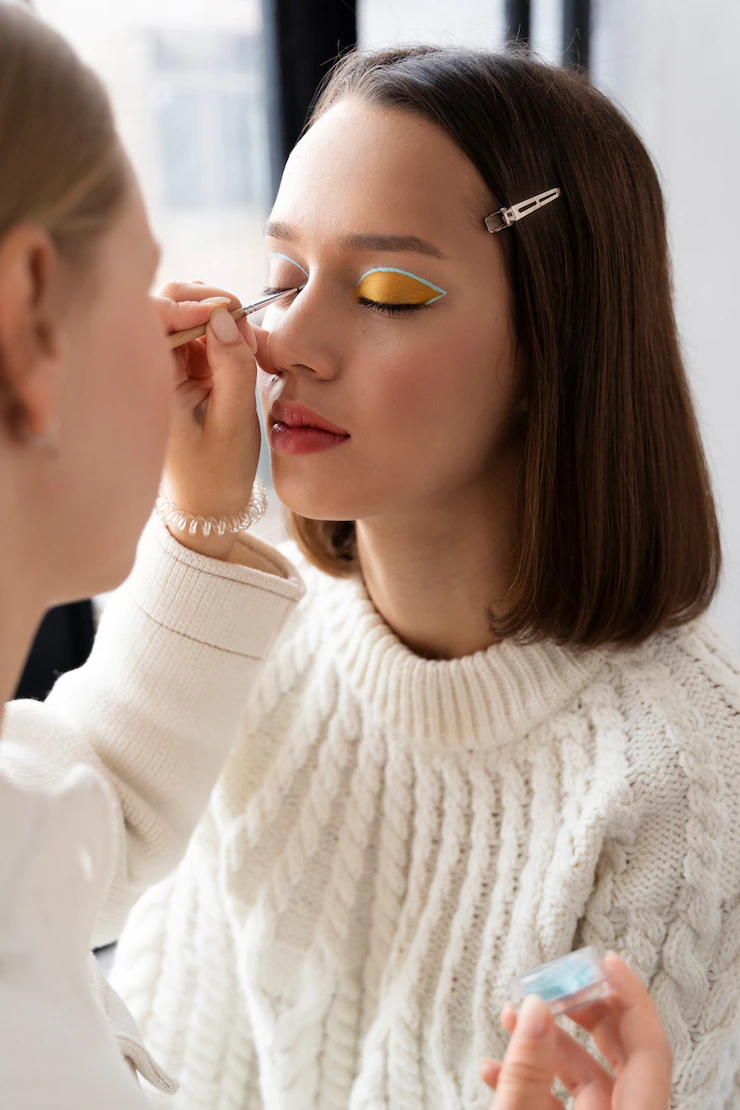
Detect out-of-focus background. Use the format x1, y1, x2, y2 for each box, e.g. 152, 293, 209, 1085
15, 0, 740, 704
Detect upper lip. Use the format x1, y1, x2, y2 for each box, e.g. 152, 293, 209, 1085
271, 400, 349, 437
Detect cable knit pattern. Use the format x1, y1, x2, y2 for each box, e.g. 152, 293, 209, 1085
102, 543, 740, 1110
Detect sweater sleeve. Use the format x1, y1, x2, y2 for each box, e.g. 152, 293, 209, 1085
0, 515, 305, 948
577, 635, 740, 1110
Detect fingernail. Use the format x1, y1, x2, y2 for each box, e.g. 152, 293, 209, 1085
515, 995, 549, 1040
210, 307, 239, 342
201, 296, 231, 305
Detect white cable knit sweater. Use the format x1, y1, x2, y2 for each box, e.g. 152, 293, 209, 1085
4, 516, 740, 1109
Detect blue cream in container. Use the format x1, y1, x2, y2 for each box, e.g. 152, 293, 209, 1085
510, 946, 610, 1016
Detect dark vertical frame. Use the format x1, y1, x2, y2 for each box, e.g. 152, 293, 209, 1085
261, 0, 357, 202
505, 0, 531, 47
15, 600, 95, 701
562, 0, 591, 72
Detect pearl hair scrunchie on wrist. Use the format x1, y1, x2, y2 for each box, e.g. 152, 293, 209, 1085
156, 476, 269, 538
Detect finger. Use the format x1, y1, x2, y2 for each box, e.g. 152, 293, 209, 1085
175, 334, 214, 383
152, 294, 232, 341
503, 1006, 614, 1107
602, 954, 669, 1054
158, 279, 240, 309
563, 1000, 625, 1071
251, 324, 278, 375
202, 308, 258, 434
505, 995, 624, 1073
492, 995, 557, 1109
601, 953, 672, 1107
154, 282, 241, 337
236, 315, 258, 355
481, 1058, 562, 1110
480, 1058, 502, 1089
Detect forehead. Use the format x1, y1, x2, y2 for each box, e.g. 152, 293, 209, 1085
271, 99, 488, 247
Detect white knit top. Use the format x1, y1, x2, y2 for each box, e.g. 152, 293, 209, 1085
4, 516, 740, 1109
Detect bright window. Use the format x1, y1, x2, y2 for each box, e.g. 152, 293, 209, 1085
34, 0, 284, 541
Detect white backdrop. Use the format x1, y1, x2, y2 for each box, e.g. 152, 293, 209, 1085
359, 0, 740, 651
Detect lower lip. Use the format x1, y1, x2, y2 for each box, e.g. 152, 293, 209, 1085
270, 422, 349, 455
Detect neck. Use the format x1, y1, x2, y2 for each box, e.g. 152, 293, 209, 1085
0, 492, 47, 728
355, 456, 518, 660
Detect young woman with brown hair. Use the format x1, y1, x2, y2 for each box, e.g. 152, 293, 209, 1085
99, 46, 736, 1109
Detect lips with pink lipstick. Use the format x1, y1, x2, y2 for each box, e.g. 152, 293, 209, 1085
269, 400, 350, 455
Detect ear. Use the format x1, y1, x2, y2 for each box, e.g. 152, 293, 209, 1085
0, 223, 63, 441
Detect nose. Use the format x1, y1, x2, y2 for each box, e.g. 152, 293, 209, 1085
260, 281, 342, 382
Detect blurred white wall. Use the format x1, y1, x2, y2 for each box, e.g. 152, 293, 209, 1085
590, 1, 740, 650
359, 0, 740, 650
36, 0, 268, 300
357, 0, 504, 48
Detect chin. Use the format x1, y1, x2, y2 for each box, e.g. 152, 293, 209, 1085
271, 456, 399, 522
273, 478, 359, 523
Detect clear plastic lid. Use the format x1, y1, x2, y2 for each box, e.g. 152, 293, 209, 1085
509, 946, 610, 1016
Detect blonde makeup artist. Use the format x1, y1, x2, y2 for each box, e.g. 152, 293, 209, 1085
0, 4, 302, 1106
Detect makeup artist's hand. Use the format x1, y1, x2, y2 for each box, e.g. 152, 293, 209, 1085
153, 280, 261, 560
480, 953, 672, 1110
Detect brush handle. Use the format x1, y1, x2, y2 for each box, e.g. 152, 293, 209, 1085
167, 286, 303, 350
168, 306, 248, 350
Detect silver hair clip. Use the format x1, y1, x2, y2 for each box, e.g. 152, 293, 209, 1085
484, 187, 561, 234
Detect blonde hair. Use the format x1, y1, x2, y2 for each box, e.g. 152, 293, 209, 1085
0, 3, 128, 434
0, 2, 127, 261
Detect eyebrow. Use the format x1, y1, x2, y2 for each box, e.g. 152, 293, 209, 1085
264, 220, 445, 260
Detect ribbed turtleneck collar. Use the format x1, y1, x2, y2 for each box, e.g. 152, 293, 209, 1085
313, 570, 608, 749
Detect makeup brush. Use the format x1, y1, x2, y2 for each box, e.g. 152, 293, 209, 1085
168, 286, 304, 350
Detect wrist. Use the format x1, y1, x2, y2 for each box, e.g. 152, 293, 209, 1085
165, 525, 238, 561
156, 477, 268, 562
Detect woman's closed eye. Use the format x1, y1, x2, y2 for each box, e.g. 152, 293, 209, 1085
263, 264, 448, 317
264, 252, 309, 300
263, 285, 302, 297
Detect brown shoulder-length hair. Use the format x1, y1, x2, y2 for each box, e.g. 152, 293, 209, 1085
288, 45, 721, 649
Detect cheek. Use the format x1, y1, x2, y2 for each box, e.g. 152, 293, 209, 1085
114, 316, 169, 419
358, 316, 517, 487
369, 323, 512, 434
73, 306, 172, 491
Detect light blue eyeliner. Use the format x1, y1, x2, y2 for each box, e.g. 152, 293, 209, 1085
356, 267, 447, 304
268, 252, 310, 279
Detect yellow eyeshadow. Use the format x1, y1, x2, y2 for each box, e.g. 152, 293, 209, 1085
355, 268, 447, 305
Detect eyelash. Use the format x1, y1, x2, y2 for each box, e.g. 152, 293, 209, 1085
356, 296, 425, 317
264, 285, 297, 297
264, 286, 426, 318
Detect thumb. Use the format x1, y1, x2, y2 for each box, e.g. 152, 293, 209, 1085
493, 995, 557, 1110
203, 306, 259, 434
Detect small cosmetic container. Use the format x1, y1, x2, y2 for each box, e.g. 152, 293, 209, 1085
510, 946, 610, 1016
